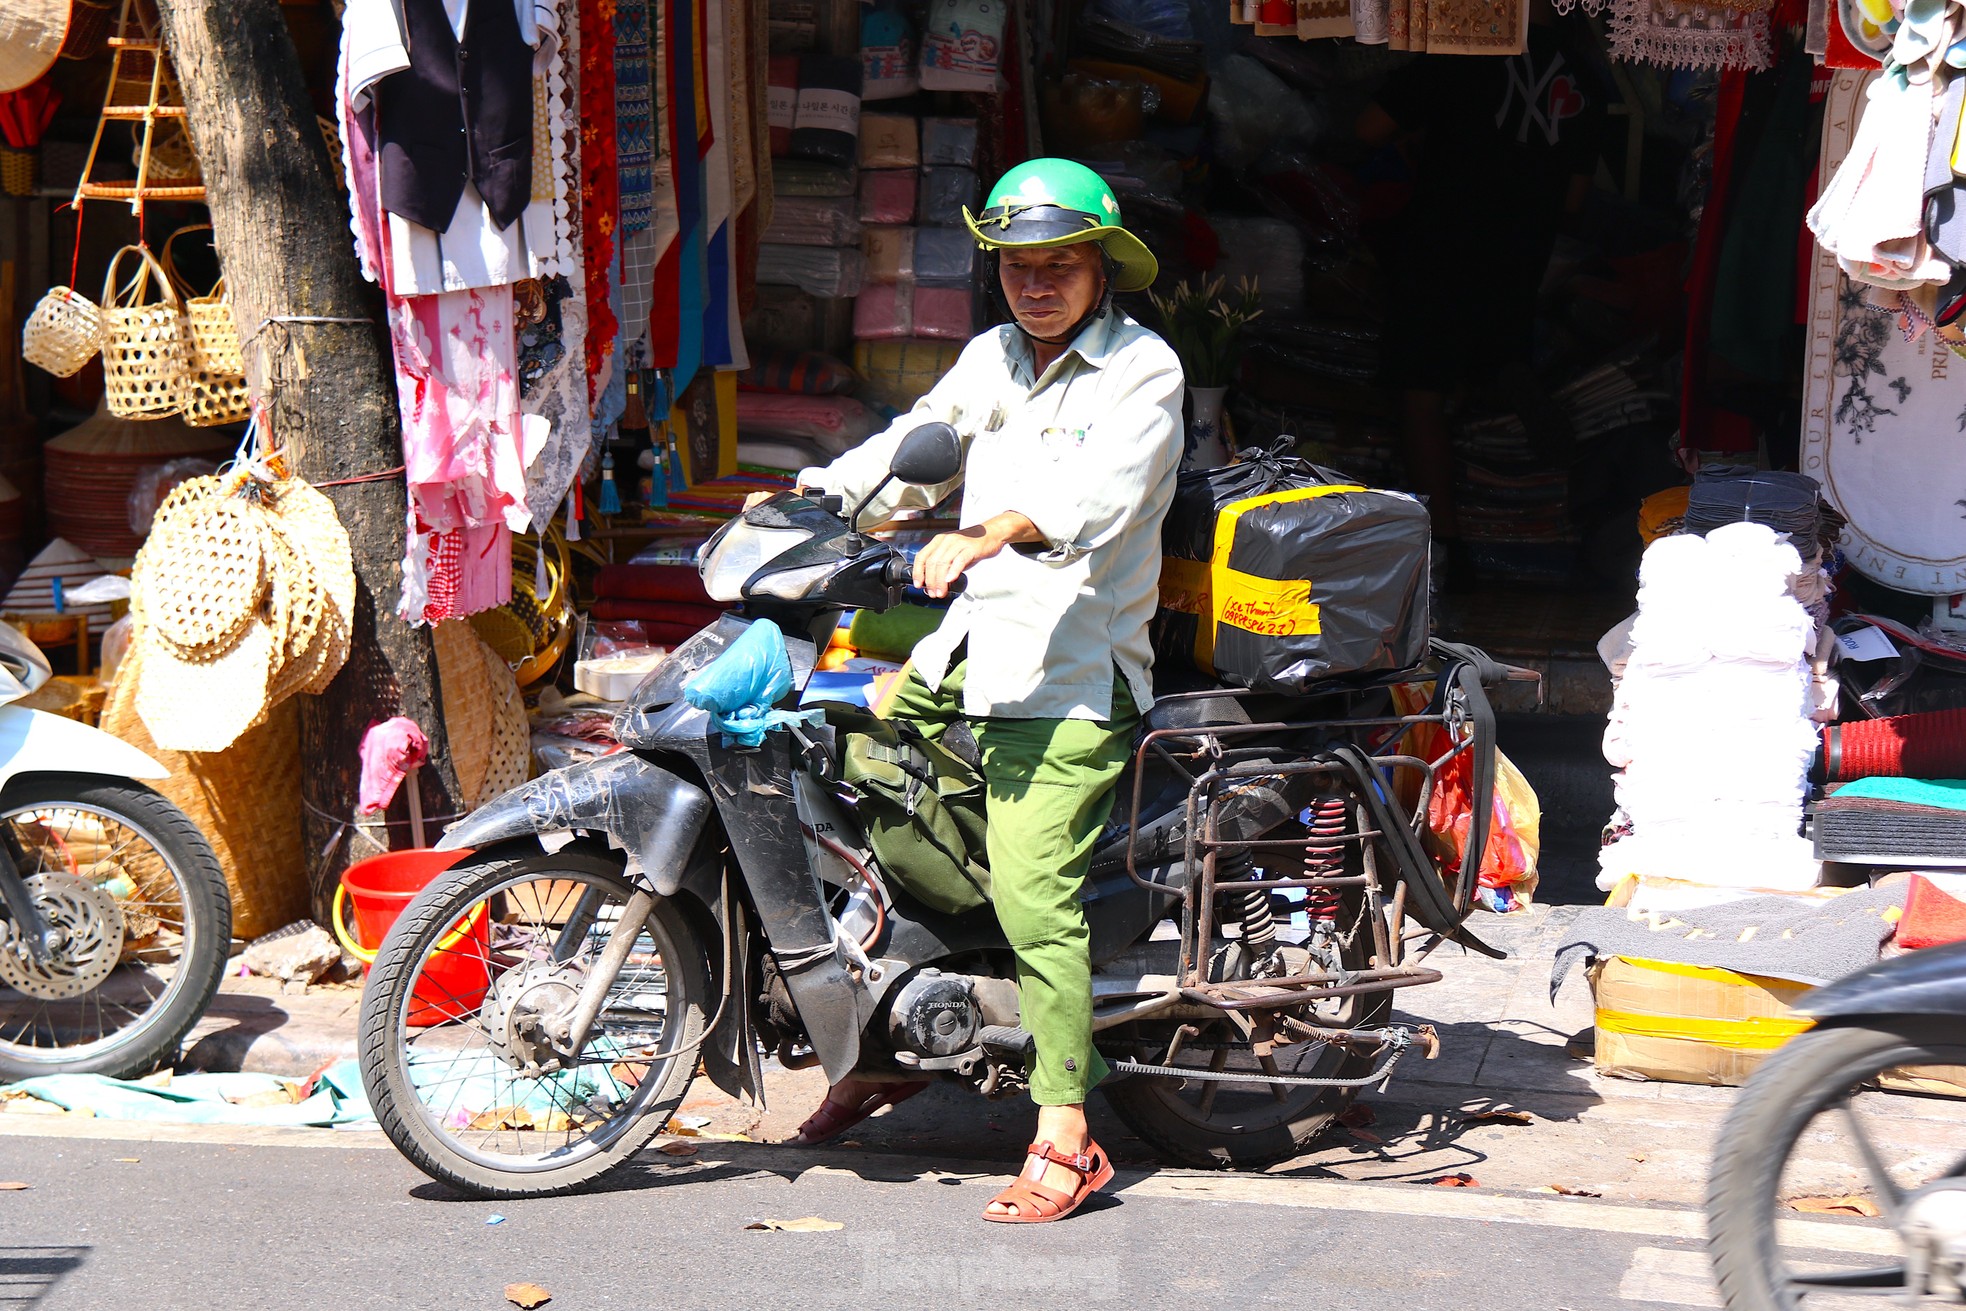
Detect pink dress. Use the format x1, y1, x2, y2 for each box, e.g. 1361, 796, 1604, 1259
339, 39, 544, 624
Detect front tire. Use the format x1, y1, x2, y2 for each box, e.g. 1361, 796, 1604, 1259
0, 775, 230, 1080
1707, 1018, 1966, 1310
358, 844, 710, 1198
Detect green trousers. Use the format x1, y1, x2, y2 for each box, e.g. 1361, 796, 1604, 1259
883, 659, 1138, 1105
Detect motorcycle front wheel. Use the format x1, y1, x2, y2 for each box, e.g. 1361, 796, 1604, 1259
1707, 1017, 1966, 1310
358, 844, 710, 1198
0, 774, 231, 1079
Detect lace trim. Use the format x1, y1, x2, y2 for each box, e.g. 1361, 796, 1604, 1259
1608, 2, 1773, 69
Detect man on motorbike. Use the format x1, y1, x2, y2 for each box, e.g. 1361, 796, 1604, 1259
746, 158, 1183, 1222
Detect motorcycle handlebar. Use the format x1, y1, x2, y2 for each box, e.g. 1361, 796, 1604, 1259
883, 555, 966, 598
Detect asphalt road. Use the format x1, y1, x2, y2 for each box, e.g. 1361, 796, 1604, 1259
0, 1121, 1894, 1311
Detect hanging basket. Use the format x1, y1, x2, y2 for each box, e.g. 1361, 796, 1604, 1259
98, 243, 190, 420
161, 226, 248, 427
0, 144, 34, 197
59, 0, 116, 61
22, 285, 104, 378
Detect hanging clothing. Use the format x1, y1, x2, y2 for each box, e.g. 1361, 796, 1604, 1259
344, 0, 565, 295
579, 0, 621, 398
373, 0, 535, 232
1808, 72, 1949, 289
616, 0, 655, 236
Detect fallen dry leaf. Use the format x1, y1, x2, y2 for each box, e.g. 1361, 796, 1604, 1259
657, 1142, 699, 1157
112, 1158, 139, 1164
1538, 1183, 1602, 1197
1348, 1128, 1386, 1145
745, 1216, 845, 1232
1459, 1108, 1534, 1125
226, 1088, 299, 1110
1429, 1174, 1479, 1188
1337, 1103, 1377, 1128
1788, 1194, 1881, 1218
504, 1282, 552, 1308
1628, 1152, 1648, 1163
0, 1181, 28, 1190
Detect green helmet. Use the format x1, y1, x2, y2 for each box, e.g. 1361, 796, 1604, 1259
963, 158, 1159, 293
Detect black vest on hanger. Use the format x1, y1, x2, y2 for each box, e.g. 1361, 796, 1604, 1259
374, 0, 534, 234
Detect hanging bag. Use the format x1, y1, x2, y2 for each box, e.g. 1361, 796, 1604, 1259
162, 225, 249, 427
98, 241, 191, 419
22, 284, 104, 377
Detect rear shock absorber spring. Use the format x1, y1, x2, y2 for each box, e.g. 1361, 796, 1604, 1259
1301, 796, 1349, 920
1220, 851, 1280, 967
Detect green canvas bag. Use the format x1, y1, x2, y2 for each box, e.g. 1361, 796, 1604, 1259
832, 710, 993, 916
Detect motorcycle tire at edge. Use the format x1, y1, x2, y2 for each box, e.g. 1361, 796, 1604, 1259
1706, 1017, 1966, 1311
0, 774, 231, 1080
357, 845, 711, 1199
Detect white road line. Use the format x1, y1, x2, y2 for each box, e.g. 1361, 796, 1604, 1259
1616, 1246, 1878, 1309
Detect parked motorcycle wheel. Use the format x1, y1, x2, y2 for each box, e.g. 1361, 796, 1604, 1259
359, 844, 710, 1199
1708, 1018, 1966, 1309
0, 774, 230, 1080
1099, 890, 1390, 1170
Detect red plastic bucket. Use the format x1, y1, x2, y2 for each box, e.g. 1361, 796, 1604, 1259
333, 849, 489, 1028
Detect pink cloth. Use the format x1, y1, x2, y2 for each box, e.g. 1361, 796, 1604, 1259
358, 716, 429, 815
340, 56, 542, 624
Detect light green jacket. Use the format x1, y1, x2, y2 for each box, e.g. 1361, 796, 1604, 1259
803, 311, 1184, 720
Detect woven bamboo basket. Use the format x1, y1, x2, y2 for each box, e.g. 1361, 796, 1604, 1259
161, 227, 248, 426
434, 620, 531, 810
22, 285, 105, 378
0, 145, 35, 198
139, 121, 199, 183
469, 530, 573, 688
103, 642, 308, 940
98, 243, 190, 420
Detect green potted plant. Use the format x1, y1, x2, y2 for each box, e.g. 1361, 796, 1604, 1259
1148, 275, 1262, 469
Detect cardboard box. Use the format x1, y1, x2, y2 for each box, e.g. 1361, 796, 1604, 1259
1589, 955, 1813, 1087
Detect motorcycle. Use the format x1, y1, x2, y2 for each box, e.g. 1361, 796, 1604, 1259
0, 620, 231, 1079
358, 422, 1525, 1198
1707, 939, 1966, 1307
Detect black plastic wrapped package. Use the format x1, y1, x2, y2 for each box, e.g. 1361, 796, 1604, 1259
1152, 445, 1431, 694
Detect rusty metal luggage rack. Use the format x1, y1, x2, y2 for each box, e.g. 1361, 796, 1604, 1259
1118, 648, 1517, 1033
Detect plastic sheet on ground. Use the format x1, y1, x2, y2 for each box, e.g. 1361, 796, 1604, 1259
0, 1059, 374, 1128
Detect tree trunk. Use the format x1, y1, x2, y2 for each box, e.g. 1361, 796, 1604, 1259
153, 0, 460, 926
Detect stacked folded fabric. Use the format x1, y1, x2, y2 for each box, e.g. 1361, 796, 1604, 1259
1599, 521, 1823, 903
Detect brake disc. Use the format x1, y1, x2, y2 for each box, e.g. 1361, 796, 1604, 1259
481, 960, 587, 1075
0, 873, 127, 1001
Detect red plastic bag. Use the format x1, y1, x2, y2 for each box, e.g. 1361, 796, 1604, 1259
1425, 748, 1541, 912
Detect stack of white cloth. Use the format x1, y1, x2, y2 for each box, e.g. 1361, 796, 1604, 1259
1599, 522, 1823, 901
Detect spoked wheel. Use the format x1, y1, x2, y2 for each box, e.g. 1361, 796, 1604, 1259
1708, 1018, 1966, 1310
358, 845, 711, 1198
0, 775, 230, 1080
1100, 894, 1393, 1170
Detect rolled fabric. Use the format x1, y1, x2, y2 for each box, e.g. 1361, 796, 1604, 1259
858, 167, 917, 224
594, 563, 716, 605
590, 598, 731, 630
768, 56, 799, 156
1818, 706, 1966, 781
791, 54, 863, 168
859, 113, 919, 169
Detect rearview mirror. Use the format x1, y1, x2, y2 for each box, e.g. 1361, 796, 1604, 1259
890, 422, 962, 487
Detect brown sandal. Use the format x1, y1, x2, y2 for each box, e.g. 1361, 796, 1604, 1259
981, 1139, 1115, 1223
786, 1080, 929, 1146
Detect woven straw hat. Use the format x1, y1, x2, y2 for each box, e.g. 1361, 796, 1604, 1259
0, 0, 68, 95
129, 471, 356, 754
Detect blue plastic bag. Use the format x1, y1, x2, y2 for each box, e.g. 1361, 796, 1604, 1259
681, 619, 813, 747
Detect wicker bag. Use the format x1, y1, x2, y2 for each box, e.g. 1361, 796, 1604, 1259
99, 243, 191, 420
22, 285, 104, 378
162, 226, 249, 427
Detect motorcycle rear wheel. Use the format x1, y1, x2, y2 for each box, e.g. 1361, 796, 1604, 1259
358, 844, 710, 1198
1099, 899, 1391, 1171
0, 775, 230, 1080
1707, 1017, 1966, 1310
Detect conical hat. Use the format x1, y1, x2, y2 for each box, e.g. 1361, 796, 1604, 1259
0, 0, 67, 95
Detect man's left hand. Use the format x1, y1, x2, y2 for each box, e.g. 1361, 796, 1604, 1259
911, 513, 1041, 598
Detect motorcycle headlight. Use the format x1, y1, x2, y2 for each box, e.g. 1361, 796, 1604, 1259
744, 561, 835, 601
699, 521, 810, 602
